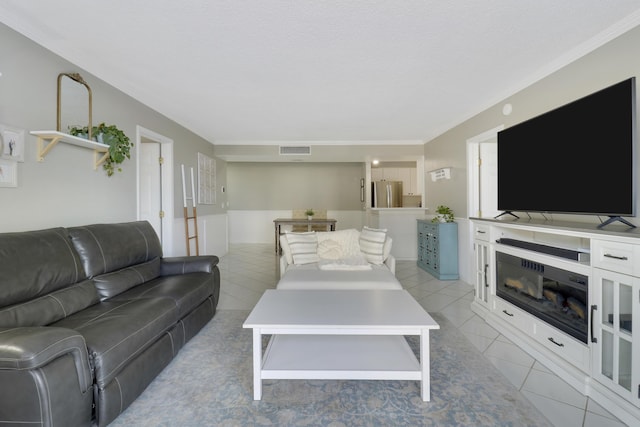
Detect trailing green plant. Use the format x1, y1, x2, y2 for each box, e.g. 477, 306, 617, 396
69, 122, 132, 176
432, 205, 455, 223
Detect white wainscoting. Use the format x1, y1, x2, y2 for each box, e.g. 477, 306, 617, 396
457, 217, 471, 285
177, 210, 472, 284
223, 209, 472, 284
369, 210, 472, 283
371, 209, 425, 261
171, 213, 228, 257
227, 210, 367, 245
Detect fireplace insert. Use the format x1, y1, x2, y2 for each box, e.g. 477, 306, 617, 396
496, 252, 588, 343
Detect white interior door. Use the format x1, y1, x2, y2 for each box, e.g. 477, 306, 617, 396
139, 141, 162, 237
479, 139, 499, 218
467, 126, 501, 219
467, 126, 502, 280
137, 126, 174, 256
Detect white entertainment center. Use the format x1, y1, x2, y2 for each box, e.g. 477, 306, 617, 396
471, 217, 640, 426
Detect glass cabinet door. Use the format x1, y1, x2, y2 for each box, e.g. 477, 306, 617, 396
593, 269, 639, 402
475, 241, 491, 307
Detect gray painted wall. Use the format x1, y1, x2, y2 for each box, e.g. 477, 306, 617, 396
227, 162, 365, 210
5, 20, 640, 234
0, 23, 225, 233
424, 25, 640, 225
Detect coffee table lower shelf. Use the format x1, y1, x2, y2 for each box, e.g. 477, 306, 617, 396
260, 334, 422, 383
243, 289, 439, 402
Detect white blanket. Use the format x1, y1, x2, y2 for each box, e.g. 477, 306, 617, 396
277, 263, 402, 290
318, 256, 372, 271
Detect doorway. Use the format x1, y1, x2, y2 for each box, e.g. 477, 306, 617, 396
467, 126, 502, 219
467, 126, 502, 278
136, 126, 174, 256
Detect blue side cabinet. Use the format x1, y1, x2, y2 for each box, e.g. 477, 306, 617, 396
417, 220, 459, 280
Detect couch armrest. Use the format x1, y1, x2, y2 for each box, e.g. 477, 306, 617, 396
279, 255, 290, 278
0, 327, 93, 425
0, 326, 92, 391
385, 254, 396, 275
160, 255, 219, 276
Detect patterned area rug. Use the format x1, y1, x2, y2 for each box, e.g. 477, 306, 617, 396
110, 310, 551, 426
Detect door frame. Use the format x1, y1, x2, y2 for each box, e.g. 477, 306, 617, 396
466, 125, 503, 219
136, 125, 174, 256
466, 125, 503, 278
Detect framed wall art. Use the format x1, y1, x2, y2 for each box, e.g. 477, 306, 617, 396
0, 159, 18, 187
197, 152, 216, 205
0, 124, 25, 162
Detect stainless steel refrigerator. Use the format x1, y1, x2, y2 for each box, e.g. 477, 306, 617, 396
372, 181, 403, 208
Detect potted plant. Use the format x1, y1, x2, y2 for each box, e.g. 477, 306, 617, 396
69, 122, 133, 176
432, 205, 455, 223
305, 209, 315, 220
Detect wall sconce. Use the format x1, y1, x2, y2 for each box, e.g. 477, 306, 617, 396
430, 167, 451, 182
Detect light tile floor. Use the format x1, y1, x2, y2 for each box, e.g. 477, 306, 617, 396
217, 244, 628, 427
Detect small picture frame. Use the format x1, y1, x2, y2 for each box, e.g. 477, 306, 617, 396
0, 124, 25, 162
0, 159, 18, 187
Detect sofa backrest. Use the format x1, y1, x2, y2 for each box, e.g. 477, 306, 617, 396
0, 227, 96, 327
68, 221, 163, 277
279, 228, 392, 266
68, 221, 163, 300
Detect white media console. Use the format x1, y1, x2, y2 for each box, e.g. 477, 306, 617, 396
471, 217, 640, 426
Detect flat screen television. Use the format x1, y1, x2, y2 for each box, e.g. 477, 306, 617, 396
497, 77, 636, 226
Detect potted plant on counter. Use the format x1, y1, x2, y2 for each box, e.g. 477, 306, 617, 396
69, 122, 133, 176
432, 205, 455, 223
305, 209, 315, 220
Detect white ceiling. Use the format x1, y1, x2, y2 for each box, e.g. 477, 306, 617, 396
2, 0, 640, 147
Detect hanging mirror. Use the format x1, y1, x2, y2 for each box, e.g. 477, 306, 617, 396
57, 72, 92, 139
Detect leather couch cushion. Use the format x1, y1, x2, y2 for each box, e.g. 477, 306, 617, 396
0, 280, 99, 327
0, 227, 87, 308
53, 297, 178, 388
68, 221, 163, 278
92, 258, 161, 301
110, 272, 215, 317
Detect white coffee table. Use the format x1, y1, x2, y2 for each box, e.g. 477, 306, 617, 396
242, 289, 440, 401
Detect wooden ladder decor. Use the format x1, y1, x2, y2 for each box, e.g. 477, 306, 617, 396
181, 164, 199, 256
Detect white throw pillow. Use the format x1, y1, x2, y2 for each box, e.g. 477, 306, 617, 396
359, 226, 387, 265
285, 231, 319, 265
280, 234, 293, 264
317, 229, 361, 258
317, 239, 344, 260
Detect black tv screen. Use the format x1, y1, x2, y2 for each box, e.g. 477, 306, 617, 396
497, 77, 636, 217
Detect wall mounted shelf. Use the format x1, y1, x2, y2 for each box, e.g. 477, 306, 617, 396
30, 130, 109, 170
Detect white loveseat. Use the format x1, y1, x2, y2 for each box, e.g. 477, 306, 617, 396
277, 227, 402, 290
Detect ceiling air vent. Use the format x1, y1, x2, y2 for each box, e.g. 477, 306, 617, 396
280, 146, 311, 155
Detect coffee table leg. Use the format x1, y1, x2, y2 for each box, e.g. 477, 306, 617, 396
252, 329, 262, 400
420, 328, 431, 401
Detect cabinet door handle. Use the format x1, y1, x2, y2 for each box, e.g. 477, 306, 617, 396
484, 264, 489, 288
548, 337, 564, 347
591, 305, 598, 343
604, 253, 628, 261
502, 309, 514, 317
477, 230, 486, 234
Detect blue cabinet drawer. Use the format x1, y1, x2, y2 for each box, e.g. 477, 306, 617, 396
416, 220, 458, 280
